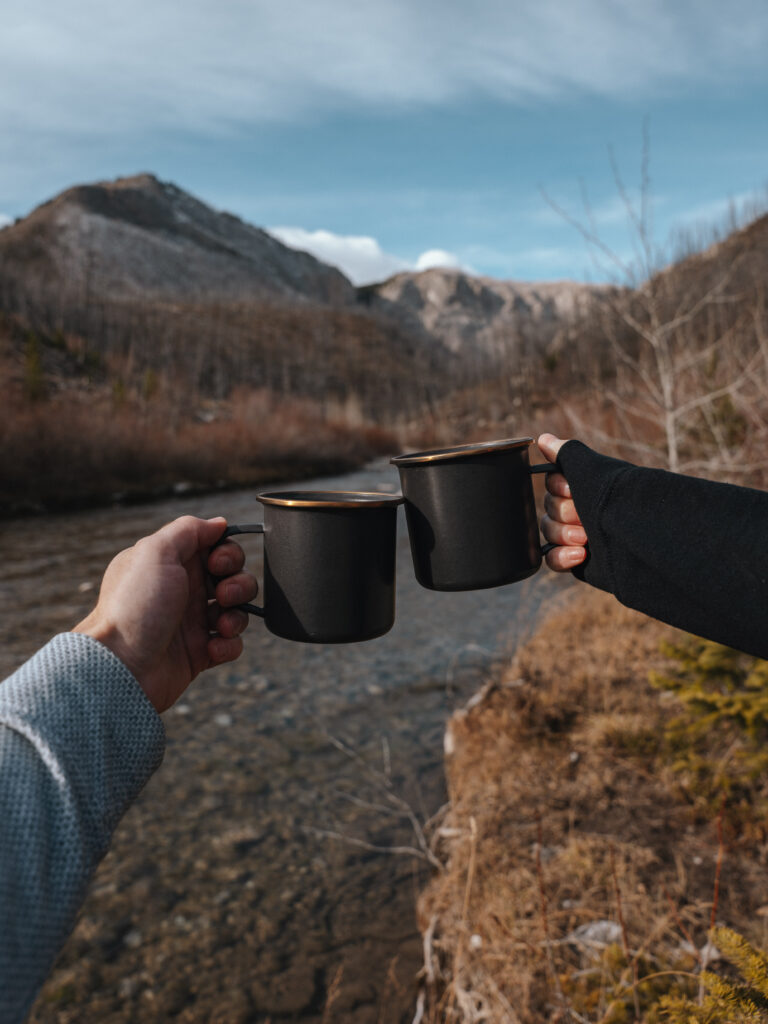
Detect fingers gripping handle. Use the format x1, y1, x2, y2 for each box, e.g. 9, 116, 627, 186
213, 524, 265, 617
529, 463, 558, 557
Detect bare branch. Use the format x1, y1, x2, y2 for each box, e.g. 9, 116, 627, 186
304, 826, 436, 864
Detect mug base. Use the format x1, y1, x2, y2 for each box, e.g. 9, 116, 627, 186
266, 621, 395, 644
415, 562, 541, 593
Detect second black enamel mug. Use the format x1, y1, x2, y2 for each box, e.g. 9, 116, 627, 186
391, 437, 554, 592
221, 491, 404, 643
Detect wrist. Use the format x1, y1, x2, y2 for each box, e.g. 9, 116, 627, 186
73, 615, 146, 699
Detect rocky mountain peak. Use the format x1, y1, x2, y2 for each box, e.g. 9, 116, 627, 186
363, 267, 601, 361
0, 174, 355, 306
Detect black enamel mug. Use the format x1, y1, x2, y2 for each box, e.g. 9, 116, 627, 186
391, 437, 555, 592
219, 491, 404, 643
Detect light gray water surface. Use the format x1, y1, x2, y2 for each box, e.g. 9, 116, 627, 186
1, 460, 573, 1024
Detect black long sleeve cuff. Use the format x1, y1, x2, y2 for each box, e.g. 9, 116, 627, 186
556, 440, 768, 660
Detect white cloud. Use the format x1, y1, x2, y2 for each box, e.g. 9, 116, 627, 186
268, 227, 467, 285
268, 227, 408, 285
0, 0, 766, 142
0, 213, 11, 229
415, 249, 464, 272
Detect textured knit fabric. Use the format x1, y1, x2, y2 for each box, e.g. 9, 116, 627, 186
0, 633, 165, 1023
557, 440, 768, 659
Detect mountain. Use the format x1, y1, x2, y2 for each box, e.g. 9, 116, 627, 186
0, 175, 449, 420
0, 173, 354, 307
359, 268, 600, 366
0, 173, 602, 421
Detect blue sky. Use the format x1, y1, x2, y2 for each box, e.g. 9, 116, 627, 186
1, 0, 767, 284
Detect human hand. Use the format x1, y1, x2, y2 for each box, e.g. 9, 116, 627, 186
74, 516, 258, 713
537, 433, 588, 572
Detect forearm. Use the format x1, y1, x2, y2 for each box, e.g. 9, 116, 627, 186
558, 441, 768, 659
0, 634, 165, 1022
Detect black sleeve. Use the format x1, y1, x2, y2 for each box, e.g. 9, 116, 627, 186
556, 440, 768, 660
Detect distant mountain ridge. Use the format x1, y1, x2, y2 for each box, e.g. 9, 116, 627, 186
361, 268, 599, 364
0, 173, 600, 360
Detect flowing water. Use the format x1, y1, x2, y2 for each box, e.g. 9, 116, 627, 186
1, 460, 573, 1024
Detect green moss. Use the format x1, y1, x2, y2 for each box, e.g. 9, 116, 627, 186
650, 639, 768, 822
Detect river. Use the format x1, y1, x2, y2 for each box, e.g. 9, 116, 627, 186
1, 459, 573, 1024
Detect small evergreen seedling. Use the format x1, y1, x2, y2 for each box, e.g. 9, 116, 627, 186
659, 928, 768, 1022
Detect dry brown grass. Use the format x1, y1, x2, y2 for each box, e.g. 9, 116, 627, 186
0, 386, 397, 516
417, 590, 768, 1022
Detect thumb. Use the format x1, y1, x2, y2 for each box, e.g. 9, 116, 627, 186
537, 433, 568, 464
154, 516, 228, 563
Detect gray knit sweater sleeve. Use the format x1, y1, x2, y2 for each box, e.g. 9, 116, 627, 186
0, 633, 165, 1023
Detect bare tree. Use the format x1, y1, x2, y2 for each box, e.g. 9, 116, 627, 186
544, 132, 768, 480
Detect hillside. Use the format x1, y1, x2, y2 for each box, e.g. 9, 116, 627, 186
0, 173, 354, 306
0, 175, 457, 423
417, 588, 768, 1021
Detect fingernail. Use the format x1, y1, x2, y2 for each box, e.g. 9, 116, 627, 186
567, 528, 585, 544
217, 557, 233, 574
566, 548, 584, 565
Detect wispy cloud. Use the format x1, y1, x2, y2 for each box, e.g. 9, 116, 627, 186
267, 227, 467, 284
673, 188, 767, 228
1, 0, 766, 143
534, 188, 665, 229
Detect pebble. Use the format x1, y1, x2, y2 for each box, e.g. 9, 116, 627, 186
123, 929, 142, 949
214, 713, 233, 727
118, 977, 139, 999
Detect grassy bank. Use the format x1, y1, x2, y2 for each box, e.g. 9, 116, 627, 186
418, 590, 768, 1022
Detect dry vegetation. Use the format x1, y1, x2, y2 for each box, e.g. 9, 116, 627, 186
539, 205, 768, 484
416, 589, 768, 1023
0, 312, 405, 515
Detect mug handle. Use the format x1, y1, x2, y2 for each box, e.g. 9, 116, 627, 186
212, 524, 265, 617
529, 463, 559, 557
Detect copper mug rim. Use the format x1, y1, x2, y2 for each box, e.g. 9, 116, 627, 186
390, 436, 534, 467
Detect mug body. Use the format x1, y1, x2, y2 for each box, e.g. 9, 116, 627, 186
258, 492, 402, 643
392, 438, 541, 591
